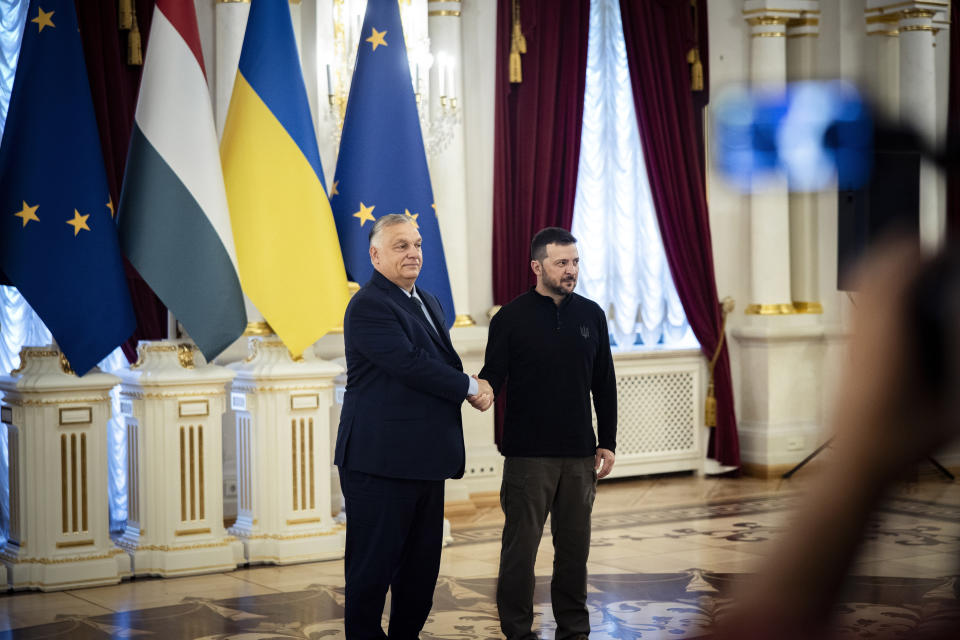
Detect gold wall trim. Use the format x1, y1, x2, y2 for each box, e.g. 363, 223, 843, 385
787, 17, 819, 27
179, 400, 209, 418
71, 433, 78, 533
180, 427, 187, 521
189, 426, 197, 521
866, 0, 946, 13
866, 13, 902, 24
59, 353, 74, 375
309, 418, 315, 510
177, 344, 196, 369
291, 420, 298, 510
2, 547, 125, 565
747, 16, 790, 26
300, 419, 306, 511
867, 29, 901, 36
744, 303, 797, 315
56, 539, 94, 548
199, 426, 205, 520
59, 407, 92, 425
792, 301, 823, 314
61, 435, 68, 533
81, 433, 88, 531
900, 24, 936, 32
453, 314, 476, 327
244, 321, 274, 336
241, 526, 344, 541
12, 395, 110, 406
286, 517, 322, 525
175, 527, 212, 536
290, 393, 319, 410
751, 31, 787, 37
115, 538, 236, 552
429, 9, 461, 16
743, 8, 820, 15
787, 32, 819, 38
900, 8, 938, 19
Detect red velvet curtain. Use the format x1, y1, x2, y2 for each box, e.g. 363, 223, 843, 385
76, 0, 166, 361
619, 0, 740, 467
492, 0, 591, 306
491, 0, 590, 448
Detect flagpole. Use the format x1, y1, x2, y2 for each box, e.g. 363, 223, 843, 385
167, 310, 178, 340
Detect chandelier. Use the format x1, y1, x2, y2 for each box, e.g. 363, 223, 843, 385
324, 0, 459, 157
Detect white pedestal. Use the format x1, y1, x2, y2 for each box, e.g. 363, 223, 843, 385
226, 336, 345, 564
116, 341, 242, 577
0, 347, 129, 591
733, 322, 828, 476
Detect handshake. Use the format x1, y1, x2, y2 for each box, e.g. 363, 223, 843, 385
467, 375, 494, 411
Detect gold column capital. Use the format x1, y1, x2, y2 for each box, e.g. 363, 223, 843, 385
744, 303, 797, 315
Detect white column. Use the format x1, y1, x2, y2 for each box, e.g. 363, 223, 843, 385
0, 348, 129, 590
214, 0, 250, 138
864, 8, 900, 118
734, 1, 826, 478
896, 3, 941, 249
786, 13, 821, 313
428, 0, 473, 327
744, 2, 793, 314
934, 11, 950, 246
117, 342, 242, 577
460, 0, 496, 321
226, 337, 344, 564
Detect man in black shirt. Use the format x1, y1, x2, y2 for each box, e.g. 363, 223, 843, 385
478, 227, 617, 640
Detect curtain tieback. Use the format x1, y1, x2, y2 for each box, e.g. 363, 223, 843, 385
509, 0, 526, 83
118, 0, 143, 66
687, 47, 703, 92
705, 297, 735, 427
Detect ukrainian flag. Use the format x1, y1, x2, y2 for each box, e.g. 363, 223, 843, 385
221, 0, 350, 357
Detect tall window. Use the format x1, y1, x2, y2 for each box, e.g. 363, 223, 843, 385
572, 0, 695, 350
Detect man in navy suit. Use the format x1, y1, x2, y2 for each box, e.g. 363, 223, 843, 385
335, 213, 492, 639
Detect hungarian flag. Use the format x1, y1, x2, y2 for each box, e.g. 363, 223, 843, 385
118, 0, 246, 361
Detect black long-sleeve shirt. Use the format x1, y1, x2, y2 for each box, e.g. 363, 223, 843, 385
479, 289, 617, 457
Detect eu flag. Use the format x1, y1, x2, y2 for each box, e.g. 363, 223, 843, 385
331, 0, 455, 327
0, 0, 135, 375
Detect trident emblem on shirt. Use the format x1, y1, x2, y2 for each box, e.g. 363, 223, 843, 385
580, 325, 590, 339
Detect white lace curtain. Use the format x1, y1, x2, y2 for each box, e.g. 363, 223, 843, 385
572, 0, 696, 350
0, 1, 128, 536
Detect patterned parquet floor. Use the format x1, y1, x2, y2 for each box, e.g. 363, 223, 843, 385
2, 470, 959, 638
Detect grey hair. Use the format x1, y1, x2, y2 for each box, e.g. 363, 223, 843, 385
369, 213, 415, 247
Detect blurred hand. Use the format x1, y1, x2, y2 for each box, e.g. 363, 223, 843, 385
595, 448, 615, 479
713, 239, 960, 640
467, 376, 494, 411
834, 240, 959, 473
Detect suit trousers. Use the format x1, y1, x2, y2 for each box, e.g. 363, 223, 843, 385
340, 468, 445, 640
497, 456, 597, 640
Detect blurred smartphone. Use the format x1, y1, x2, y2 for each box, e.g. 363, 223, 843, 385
712, 81, 873, 192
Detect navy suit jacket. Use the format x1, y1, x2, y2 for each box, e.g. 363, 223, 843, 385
334, 269, 468, 480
